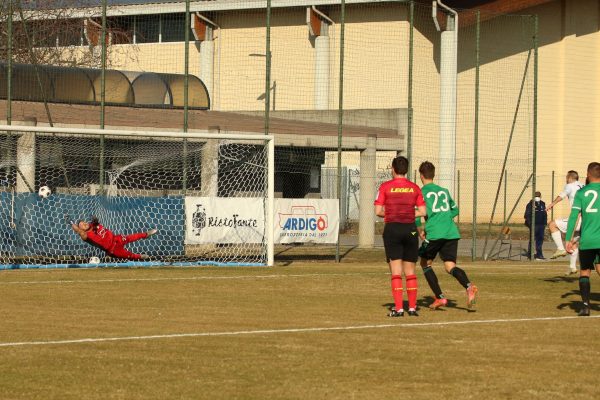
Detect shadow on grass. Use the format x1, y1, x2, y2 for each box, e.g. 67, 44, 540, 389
275, 245, 359, 266
541, 276, 579, 283
382, 296, 476, 314
557, 290, 600, 312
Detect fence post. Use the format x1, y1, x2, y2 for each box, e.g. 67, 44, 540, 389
503, 169, 507, 223
265, 0, 272, 135
481, 48, 532, 260
472, 11, 480, 261
336, 0, 346, 263
531, 14, 538, 262
407, 0, 414, 178
99, 0, 107, 192
7, 0, 12, 126
5, 1, 13, 182
182, 0, 191, 193
456, 169, 460, 224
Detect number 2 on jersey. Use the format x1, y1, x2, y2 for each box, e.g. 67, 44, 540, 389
427, 191, 450, 212
584, 190, 598, 213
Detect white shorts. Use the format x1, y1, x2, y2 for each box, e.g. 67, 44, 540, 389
555, 217, 581, 234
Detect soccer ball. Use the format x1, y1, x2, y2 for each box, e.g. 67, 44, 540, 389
89, 256, 100, 264
38, 186, 52, 198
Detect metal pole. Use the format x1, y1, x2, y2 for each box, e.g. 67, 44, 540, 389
457, 169, 461, 224
183, 0, 190, 193
531, 15, 538, 262
265, 0, 272, 136
481, 48, 532, 259
472, 11, 480, 261
336, 0, 346, 263
99, 0, 107, 193
503, 169, 507, 223
7, 0, 12, 126
407, 1, 414, 177
5, 0, 13, 184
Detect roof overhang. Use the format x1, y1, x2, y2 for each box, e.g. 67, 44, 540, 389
24, 0, 403, 19
21, 0, 554, 20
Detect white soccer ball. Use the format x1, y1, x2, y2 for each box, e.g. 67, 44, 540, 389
89, 256, 100, 264
38, 186, 52, 198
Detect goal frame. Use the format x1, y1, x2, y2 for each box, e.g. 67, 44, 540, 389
0, 124, 275, 267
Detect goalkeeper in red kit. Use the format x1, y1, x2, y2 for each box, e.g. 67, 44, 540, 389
69, 216, 157, 260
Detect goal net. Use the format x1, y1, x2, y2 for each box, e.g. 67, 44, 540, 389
0, 125, 274, 268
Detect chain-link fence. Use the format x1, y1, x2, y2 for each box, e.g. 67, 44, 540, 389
1, 0, 540, 262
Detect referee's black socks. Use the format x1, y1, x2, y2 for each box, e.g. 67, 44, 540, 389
450, 267, 470, 289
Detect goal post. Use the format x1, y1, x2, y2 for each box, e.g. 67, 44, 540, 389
0, 124, 275, 268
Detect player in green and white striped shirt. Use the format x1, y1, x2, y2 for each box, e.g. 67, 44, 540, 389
566, 162, 600, 316
417, 161, 478, 309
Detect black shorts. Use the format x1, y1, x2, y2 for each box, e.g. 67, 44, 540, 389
419, 239, 459, 262
383, 223, 419, 263
579, 249, 600, 270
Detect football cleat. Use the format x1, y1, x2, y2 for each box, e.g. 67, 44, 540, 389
388, 309, 404, 317
466, 284, 478, 308
429, 298, 448, 310
565, 268, 577, 276
578, 306, 590, 317
550, 249, 567, 259
407, 309, 419, 316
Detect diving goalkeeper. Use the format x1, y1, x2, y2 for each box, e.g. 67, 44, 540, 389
69, 216, 157, 260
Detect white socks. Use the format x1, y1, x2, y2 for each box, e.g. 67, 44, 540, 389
570, 248, 578, 271
551, 231, 564, 251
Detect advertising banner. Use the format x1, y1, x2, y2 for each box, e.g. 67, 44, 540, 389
185, 197, 265, 244
274, 199, 339, 244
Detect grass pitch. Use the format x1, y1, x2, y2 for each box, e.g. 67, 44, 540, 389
0, 256, 599, 399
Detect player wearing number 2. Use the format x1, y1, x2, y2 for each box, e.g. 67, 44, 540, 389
566, 162, 600, 316
416, 161, 478, 309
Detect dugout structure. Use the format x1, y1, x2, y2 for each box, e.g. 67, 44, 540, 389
0, 125, 275, 268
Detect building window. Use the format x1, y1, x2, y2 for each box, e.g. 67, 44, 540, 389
110, 16, 134, 45
135, 15, 160, 43
162, 13, 194, 43
57, 19, 84, 47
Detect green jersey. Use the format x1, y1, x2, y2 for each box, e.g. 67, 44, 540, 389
567, 182, 600, 250
421, 182, 460, 240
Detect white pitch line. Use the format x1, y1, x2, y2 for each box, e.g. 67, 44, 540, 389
0, 315, 598, 348
0, 272, 384, 285
0, 266, 567, 285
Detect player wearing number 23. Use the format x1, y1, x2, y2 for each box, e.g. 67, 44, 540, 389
416, 161, 478, 309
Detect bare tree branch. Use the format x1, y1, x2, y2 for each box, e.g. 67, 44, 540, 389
1, 0, 138, 68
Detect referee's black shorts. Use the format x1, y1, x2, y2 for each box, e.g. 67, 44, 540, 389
579, 249, 600, 270
382, 223, 419, 263
419, 239, 459, 263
